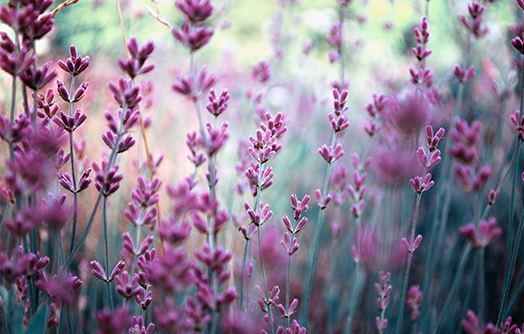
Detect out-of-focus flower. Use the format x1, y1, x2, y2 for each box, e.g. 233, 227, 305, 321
176, 0, 213, 23
386, 93, 430, 137
459, 217, 502, 248
172, 20, 213, 51
251, 59, 271, 83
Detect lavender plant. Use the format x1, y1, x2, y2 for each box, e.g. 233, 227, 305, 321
3, 0, 524, 333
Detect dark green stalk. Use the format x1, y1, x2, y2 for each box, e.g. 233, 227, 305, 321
396, 192, 422, 334
64, 191, 103, 269
58, 306, 63, 334
421, 81, 465, 329
497, 204, 524, 325
68, 75, 79, 256
497, 53, 524, 326
478, 247, 485, 323
103, 197, 114, 311
57, 229, 65, 265
345, 266, 364, 334
304, 132, 337, 327
454, 249, 478, 334
432, 244, 472, 334
64, 99, 127, 269
285, 243, 292, 328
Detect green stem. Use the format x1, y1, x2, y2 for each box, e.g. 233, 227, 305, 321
63, 191, 103, 269
257, 226, 274, 334
239, 239, 249, 312
478, 247, 485, 324
57, 229, 65, 265
421, 82, 466, 328
304, 131, 337, 327
497, 204, 524, 325
396, 192, 422, 334
432, 244, 472, 334
497, 52, 524, 327
68, 76, 79, 255
103, 197, 114, 311
345, 266, 364, 334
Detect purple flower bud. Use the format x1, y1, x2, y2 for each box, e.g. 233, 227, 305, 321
175, 0, 213, 23
206, 88, 230, 116
20, 60, 58, 90
108, 77, 142, 108
57, 45, 90, 76
251, 59, 271, 83
326, 21, 343, 47
459, 217, 501, 248
453, 64, 476, 83
412, 44, 432, 61
90, 260, 107, 281
53, 110, 87, 132
517, 0, 524, 11
172, 20, 213, 51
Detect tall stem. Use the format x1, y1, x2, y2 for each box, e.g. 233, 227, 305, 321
239, 239, 249, 312
497, 52, 524, 326
8, 74, 17, 161
497, 205, 524, 325
304, 132, 337, 327
421, 81, 466, 328
68, 75, 79, 255
257, 226, 274, 334
432, 244, 472, 334
103, 197, 114, 311
396, 192, 422, 334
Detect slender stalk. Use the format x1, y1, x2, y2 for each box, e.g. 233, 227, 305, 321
103, 197, 114, 311
497, 52, 524, 326
345, 266, 364, 334
57, 229, 65, 265
64, 191, 103, 269
454, 249, 478, 334
239, 239, 249, 312
396, 192, 422, 334
115, 0, 129, 55
478, 247, 485, 323
58, 306, 64, 334
68, 75, 79, 255
304, 132, 337, 327
421, 81, 466, 328
257, 226, 274, 334
285, 246, 292, 328
338, 5, 345, 86
8, 74, 16, 161
497, 204, 524, 325
432, 244, 472, 334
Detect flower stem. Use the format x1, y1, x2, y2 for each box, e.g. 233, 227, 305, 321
103, 197, 114, 312
432, 244, 472, 334
497, 203, 524, 325
304, 131, 337, 327
68, 75, 79, 255
396, 192, 422, 334
239, 239, 249, 312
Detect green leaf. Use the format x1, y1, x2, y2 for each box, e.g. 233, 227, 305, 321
23, 305, 48, 334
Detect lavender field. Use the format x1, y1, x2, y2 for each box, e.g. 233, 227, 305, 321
0, 0, 523, 333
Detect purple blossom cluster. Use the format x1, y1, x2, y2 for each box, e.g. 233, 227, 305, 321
3, 0, 524, 333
